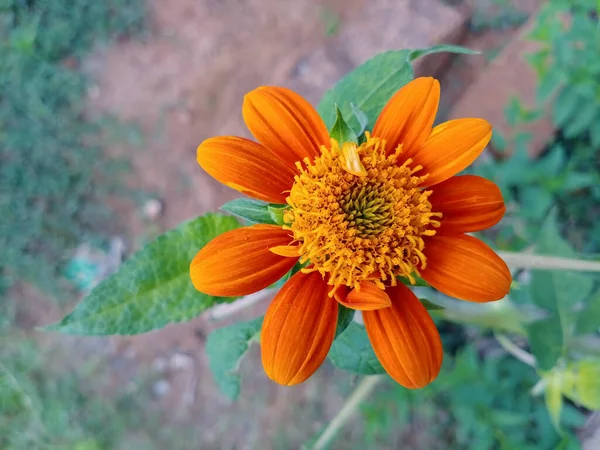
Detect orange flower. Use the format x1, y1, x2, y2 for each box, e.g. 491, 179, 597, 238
191, 78, 511, 388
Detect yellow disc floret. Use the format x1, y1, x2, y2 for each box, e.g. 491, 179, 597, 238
284, 133, 440, 293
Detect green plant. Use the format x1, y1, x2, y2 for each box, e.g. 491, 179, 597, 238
356, 345, 585, 450
528, 0, 600, 146
0, 0, 145, 297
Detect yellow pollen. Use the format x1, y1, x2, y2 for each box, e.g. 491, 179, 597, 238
284, 133, 441, 293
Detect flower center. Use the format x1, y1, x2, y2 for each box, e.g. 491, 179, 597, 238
284, 134, 440, 292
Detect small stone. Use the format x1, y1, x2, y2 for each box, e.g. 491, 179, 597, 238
152, 357, 168, 374
153, 379, 171, 398
169, 352, 193, 371
143, 198, 163, 221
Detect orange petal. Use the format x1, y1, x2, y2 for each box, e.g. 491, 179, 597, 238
372, 77, 440, 159
243, 86, 330, 167
269, 244, 301, 257
190, 225, 298, 296
414, 118, 492, 187
421, 234, 511, 302
338, 281, 392, 311
261, 271, 337, 385
363, 283, 443, 389
197, 136, 296, 204
429, 175, 506, 235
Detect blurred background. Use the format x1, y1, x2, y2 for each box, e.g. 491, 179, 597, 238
1, 0, 599, 448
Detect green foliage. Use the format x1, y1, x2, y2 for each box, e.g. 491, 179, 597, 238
0, 335, 160, 450
0, 0, 146, 296
318, 50, 413, 133
49, 214, 240, 335
528, 0, 600, 144
220, 198, 284, 225
206, 316, 263, 400
329, 106, 358, 144
318, 46, 478, 134
407, 44, 480, 61
355, 346, 585, 450
525, 212, 596, 370
328, 322, 384, 375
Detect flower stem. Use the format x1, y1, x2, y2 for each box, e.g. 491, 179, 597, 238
310, 375, 384, 450
497, 251, 600, 272
495, 333, 536, 367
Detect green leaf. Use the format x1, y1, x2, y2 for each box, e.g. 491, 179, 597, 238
318, 50, 413, 132
562, 359, 600, 410
528, 277, 564, 371
408, 44, 480, 62
562, 99, 597, 138
267, 204, 287, 226
398, 274, 429, 287
328, 322, 384, 375
350, 103, 369, 137
545, 372, 564, 432
206, 316, 263, 400
335, 304, 355, 337
552, 88, 579, 128
526, 211, 595, 369
330, 106, 358, 143
47, 213, 240, 335
575, 289, 600, 335
420, 298, 444, 311
221, 198, 278, 225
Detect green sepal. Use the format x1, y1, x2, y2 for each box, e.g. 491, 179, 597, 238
330, 105, 358, 144
221, 198, 288, 225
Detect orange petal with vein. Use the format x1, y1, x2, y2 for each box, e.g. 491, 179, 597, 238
269, 244, 301, 257
261, 271, 337, 385
197, 136, 296, 204
190, 225, 298, 297
430, 175, 506, 235
421, 234, 511, 302
339, 281, 392, 311
373, 77, 440, 159
363, 283, 443, 389
414, 118, 492, 186
243, 87, 330, 167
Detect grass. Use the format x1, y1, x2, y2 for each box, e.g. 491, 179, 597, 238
0, 0, 146, 298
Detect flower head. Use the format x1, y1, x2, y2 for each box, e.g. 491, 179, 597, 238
191, 78, 511, 388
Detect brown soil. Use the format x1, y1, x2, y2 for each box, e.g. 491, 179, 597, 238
80, 0, 365, 447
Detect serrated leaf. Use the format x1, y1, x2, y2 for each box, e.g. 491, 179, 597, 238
47, 213, 240, 335
328, 322, 384, 375
221, 198, 277, 225
330, 106, 358, 143
318, 50, 413, 133
206, 317, 263, 400
408, 44, 480, 62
